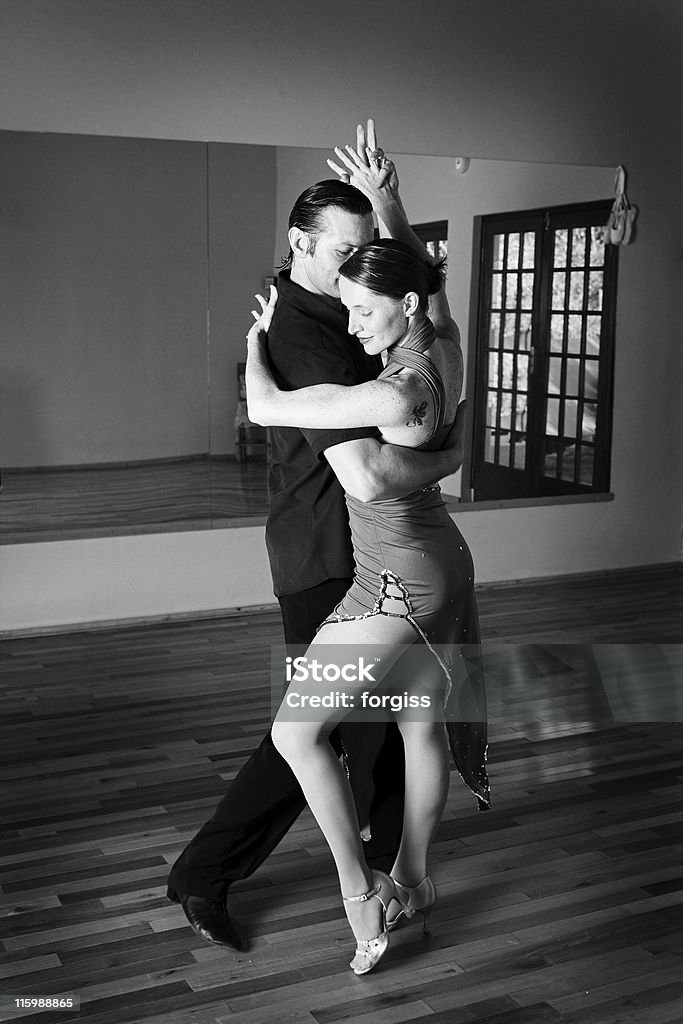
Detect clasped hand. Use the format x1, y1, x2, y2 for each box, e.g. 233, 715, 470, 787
327, 118, 399, 206
441, 401, 468, 475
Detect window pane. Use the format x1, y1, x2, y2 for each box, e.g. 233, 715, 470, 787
522, 232, 535, 268
520, 272, 534, 309
554, 229, 568, 268
564, 399, 579, 438
586, 315, 601, 354
438, 240, 448, 259
548, 356, 562, 395
550, 314, 565, 353
560, 447, 577, 483
565, 358, 580, 396
514, 439, 527, 470
506, 273, 518, 308
492, 234, 505, 270
569, 271, 585, 309
502, 314, 517, 348
489, 312, 501, 347
587, 272, 603, 311
589, 227, 605, 267
584, 362, 599, 402
484, 425, 496, 462
488, 351, 499, 388
499, 391, 511, 433
582, 401, 597, 439
545, 451, 558, 477
491, 274, 502, 309
546, 396, 560, 437
552, 271, 565, 309
571, 227, 587, 266
426, 241, 436, 257
579, 445, 594, 485
567, 315, 583, 354
486, 391, 498, 427
514, 392, 528, 429
501, 352, 515, 390
507, 233, 520, 267
519, 312, 532, 348
516, 353, 530, 393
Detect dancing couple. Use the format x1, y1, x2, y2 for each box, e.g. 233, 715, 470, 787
168, 121, 488, 975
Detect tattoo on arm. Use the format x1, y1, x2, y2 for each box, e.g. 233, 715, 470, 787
406, 400, 428, 427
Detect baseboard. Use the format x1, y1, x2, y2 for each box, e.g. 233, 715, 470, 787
1, 561, 679, 640
0, 603, 281, 640
475, 560, 682, 592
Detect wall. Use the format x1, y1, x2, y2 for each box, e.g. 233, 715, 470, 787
208, 143, 278, 455
0, 0, 681, 631
0, 132, 279, 468
0, 132, 209, 465
1, 1, 680, 167
0, 529, 275, 633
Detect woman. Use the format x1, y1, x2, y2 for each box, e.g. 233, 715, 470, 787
246, 159, 487, 977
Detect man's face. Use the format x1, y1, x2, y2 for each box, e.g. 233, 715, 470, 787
297, 207, 374, 299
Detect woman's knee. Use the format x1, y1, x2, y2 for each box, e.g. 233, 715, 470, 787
396, 717, 446, 749
272, 718, 320, 763
271, 718, 297, 761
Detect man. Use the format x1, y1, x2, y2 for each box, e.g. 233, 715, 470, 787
167, 131, 465, 951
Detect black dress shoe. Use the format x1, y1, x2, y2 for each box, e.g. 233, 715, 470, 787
180, 894, 243, 951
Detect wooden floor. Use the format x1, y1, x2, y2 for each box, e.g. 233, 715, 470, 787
1, 564, 682, 1023
0, 458, 271, 542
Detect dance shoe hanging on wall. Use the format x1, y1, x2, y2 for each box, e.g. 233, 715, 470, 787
604, 165, 638, 245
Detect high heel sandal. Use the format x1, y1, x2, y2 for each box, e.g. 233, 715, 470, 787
387, 876, 436, 934
342, 870, 396, 975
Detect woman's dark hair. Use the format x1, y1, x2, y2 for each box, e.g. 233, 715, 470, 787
280, 180, 372, 268
339, 238, 445, 310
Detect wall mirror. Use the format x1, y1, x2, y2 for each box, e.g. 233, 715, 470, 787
0, 130, 614, 543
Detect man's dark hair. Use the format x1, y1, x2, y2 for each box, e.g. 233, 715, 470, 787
280, 179, 372, 269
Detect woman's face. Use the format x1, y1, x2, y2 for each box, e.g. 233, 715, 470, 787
339, 277, 410, 357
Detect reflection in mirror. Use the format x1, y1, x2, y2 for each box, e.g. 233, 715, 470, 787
0, 129, 613, 543
471, 203, 617, 501
0, 131, 277, 541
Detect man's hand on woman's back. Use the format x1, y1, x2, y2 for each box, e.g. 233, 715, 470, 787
441, 400, 468, 476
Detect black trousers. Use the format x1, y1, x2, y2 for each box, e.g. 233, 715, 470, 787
167, 577, 405, 902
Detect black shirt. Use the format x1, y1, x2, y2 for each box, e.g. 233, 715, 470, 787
265, 270, 381, 596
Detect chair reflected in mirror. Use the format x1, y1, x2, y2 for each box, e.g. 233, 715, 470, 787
235, 362, 270, 467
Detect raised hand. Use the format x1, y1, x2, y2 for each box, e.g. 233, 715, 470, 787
357, 119, 400, 196
327, 118, 399, 208
246, 285, 278, 347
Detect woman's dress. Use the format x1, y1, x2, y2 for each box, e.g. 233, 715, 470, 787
322, 330, 490, 811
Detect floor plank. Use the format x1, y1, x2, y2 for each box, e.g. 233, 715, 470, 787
0, 564, 681, 1023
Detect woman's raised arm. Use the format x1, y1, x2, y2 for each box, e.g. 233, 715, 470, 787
327, 125, 459, 343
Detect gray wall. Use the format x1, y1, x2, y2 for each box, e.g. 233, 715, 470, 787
0, 0, 681, 630
208, 142, 277, 456
0, 132, 208, 465
0, 132, 277, 466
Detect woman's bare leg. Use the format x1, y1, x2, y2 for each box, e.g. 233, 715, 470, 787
271, 613, 418, 940
391, 718, 449, 886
